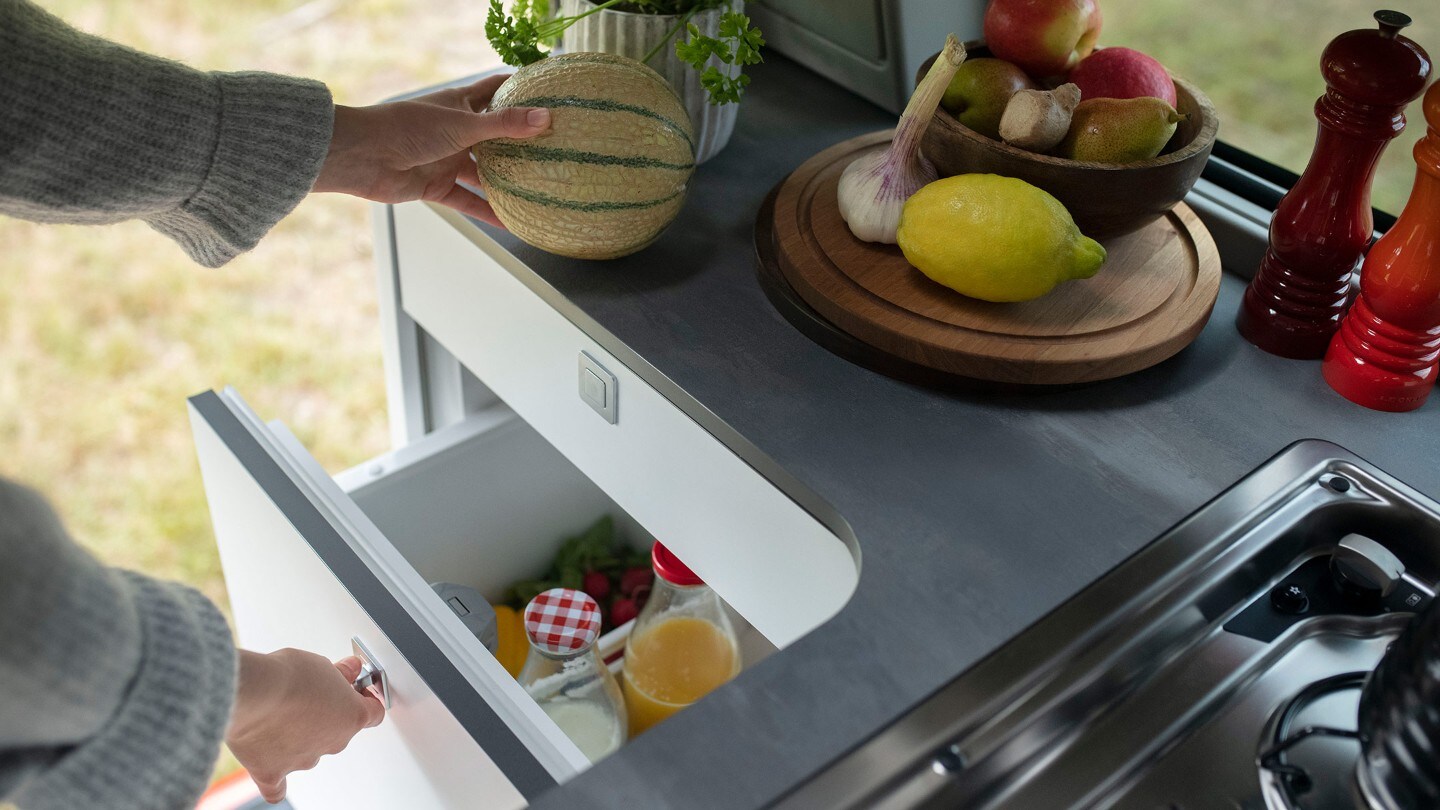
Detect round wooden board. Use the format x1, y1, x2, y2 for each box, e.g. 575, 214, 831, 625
765, 131, 1222, 385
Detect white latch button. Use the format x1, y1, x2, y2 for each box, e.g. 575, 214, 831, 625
578, 351, 618, 424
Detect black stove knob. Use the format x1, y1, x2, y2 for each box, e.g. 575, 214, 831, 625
1271, 583, 1310, 614
1331, 533, 1405, 605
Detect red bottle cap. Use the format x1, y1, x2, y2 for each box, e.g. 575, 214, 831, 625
652, 541, 704, 586
523, 588, 602, 654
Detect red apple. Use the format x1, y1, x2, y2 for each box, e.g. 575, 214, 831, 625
1067, 47, 1177, 106
984, 0, 1103, 80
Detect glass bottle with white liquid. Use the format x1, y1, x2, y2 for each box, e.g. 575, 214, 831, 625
518, 588, 628, 762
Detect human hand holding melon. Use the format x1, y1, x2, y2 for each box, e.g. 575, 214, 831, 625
313, 74, 550, 227
473, 53, 698, 261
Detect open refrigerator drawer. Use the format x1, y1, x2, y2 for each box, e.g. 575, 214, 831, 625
388, 201, 858, 646
190, 346, 857, 806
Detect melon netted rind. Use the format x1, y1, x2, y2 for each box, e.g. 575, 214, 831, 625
473, 52, 696, 260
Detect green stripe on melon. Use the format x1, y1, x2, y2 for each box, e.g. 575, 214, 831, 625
504, 96, 696, 155
479, 167, 685, 213
473, 52, 696, 260
483, 143, 694, 172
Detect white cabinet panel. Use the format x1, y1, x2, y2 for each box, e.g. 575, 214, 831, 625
392, 202, 859, 648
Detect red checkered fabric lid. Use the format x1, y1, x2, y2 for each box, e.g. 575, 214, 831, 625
523, 588, 602, 654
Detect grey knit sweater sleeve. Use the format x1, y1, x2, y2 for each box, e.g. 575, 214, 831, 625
0, 477, 238, 810
0, 1, 336, 804
0, 0, 336, 267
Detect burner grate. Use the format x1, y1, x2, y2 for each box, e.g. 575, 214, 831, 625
1259, 672, 1369, 809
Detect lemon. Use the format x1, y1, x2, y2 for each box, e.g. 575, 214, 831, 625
896, 174, 1106, 303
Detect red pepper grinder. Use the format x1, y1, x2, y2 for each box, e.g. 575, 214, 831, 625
1236, 10, 1431, 359
1322, 80, 1440, 412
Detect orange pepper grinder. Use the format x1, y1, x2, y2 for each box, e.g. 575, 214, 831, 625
1237, 11, 1430, 358
1323, 80, 1440, 411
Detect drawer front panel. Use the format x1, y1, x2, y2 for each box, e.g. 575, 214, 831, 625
189, 392, 548, 809
393, 203, 858, 648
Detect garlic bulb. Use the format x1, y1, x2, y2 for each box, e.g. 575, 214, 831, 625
838, 34, 967, 244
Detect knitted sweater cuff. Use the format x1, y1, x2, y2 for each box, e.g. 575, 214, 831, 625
148, 71, 334, 268
13, 572, 238, 810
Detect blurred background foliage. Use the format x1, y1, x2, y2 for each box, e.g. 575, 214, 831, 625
1105, 0, 1434, 217
2, 0, 505, 616
0, 0, 1432, 789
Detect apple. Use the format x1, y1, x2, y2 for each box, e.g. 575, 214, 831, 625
941, 58, 1039, 139
984, 0, 1103, 80
1067, 47, 1177, 106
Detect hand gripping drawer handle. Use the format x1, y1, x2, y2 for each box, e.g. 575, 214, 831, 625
351, 636, 392, 710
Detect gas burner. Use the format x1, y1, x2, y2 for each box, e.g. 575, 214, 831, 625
1258, 672, 1368, 810
779, 445, 1440, 810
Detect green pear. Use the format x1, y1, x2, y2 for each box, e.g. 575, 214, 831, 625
1056, 97, 1187, 163
941, 58, 1038, 140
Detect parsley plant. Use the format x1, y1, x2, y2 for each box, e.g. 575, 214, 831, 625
484, 1, 765, 105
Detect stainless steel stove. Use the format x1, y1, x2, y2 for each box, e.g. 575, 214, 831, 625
777, 441, 1440, 810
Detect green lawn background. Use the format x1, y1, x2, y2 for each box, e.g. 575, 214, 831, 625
2, 0, 505, 615
1105, 0, 1434, 216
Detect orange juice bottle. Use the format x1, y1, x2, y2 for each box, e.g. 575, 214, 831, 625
621, 542, 740, 736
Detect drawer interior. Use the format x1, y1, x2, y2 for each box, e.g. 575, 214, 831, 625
344, 411, 649, 604
338, 407, 781, 762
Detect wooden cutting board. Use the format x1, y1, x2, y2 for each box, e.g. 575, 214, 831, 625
762, 131, 1222, 386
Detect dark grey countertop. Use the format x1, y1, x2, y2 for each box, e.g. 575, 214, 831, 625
444, 55, 1439, 808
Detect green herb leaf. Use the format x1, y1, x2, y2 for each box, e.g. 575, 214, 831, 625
699, 66, 750, 105
485, 0, 548, 66
558, 564, 585, 590
675, 23, 721, 67
507, 579, 560, 608
721, 13, 766, 66
582, 514, 615, 547
621, 546, 650, 570
676, 13, 763, 104
553, 515, 619, 577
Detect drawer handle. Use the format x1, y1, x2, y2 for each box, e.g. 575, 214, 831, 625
351, 636, 392, 710
579, 351, 618, 424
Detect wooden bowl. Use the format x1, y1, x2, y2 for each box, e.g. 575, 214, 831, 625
917, 46, 1219, 241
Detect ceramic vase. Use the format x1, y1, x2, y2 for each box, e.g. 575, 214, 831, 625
557, 0, 742, 164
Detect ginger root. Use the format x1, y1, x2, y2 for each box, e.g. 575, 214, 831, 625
999, 83, 1082, 153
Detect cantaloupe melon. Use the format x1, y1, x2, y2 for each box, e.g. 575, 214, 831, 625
473, 52, 696, 260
